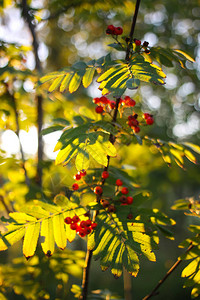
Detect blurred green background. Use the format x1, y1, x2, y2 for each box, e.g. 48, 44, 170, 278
0, 0, 199, 299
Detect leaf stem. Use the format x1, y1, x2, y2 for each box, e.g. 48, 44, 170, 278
142, 243, 194, 300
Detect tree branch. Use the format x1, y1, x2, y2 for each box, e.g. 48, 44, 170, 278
21, 0, 43, 187
80, 2, 142, 299
10, 87, 30, 187
142, 243, 194, 300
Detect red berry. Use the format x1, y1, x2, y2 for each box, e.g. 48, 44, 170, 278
143, 113, 151, 119
72, 215, 80, 223
64, 217, 72, 224
128, 114, 138, 121
80, 221, 87, 228
99, 96, 109, 104
128, 119, 139, 127
114, 26, 123, 35
93, 97, 100, 104
106, 24, 115, 34
116, 179, 123, 186
109, 100, 115, 109
133, 126, 140, 133
70, 223, 77, 230
72, 183, 79, 190
102, 171, 109, 179
124, 96, 136, 107
91, 222, 98, 229
146, 117, 154, 125
85, 219, 92, 227
134, 39, 141, 46
74, 174, 81, 180
121, 187, 129, 195
108, 204, 116, 213
84, 227, 91, 235
95, 106, 104, 114
94, 186, 103, 195
79, 229, 86, 237
127, 196, 133, 205
80, 170, 87, 177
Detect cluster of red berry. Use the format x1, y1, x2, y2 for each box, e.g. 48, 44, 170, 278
106, 25, 123, 36
127, 113, 154, 133
134, 39, 150, 54
99, 177, 133, 213
72, 170, 87, 191
93, 95, 137, 115
64, 215, 97, 238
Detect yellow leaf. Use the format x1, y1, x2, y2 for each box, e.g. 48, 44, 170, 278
23, 222, 40, 258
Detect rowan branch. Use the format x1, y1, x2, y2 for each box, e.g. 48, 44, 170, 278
80, 2, 142, 299
142, 243, 194, 300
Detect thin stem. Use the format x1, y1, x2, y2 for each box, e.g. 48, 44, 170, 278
21, 0, 43, 187
0, 195, 12, 214
12, 89, 30, 187
80, 2, 142, 298
125, 0, 141, 61
142, 243, 194, 300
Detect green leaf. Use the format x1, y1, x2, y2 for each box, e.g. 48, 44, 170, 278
23, 222, 40, 258
53, 214, 66, 250
41, 125, 65, 136
40, 218, 55, 256
126, 78, 140, 90
108, 43, 125, 51
82, 67, 96, 88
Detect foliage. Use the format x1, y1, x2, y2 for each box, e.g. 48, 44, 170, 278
0, 0, 199, 299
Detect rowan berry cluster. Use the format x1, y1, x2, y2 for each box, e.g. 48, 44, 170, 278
134, 39, 150, 54
72, 170, 87, 190
100, 177, 134, 213
106, 25, 123, 36
127, 112, 154, 133
64, 215, 97, 238
93, 96, 115, 114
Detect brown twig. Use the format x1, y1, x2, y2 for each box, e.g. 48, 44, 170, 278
0, 195, 12, 214
142, 243, 194, 300
80, 2, 142, 299
21, 0, 43, 187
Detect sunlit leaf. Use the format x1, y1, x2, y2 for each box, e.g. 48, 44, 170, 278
53, 214, 66, 250
40, 218, 55, 255
23, 222, 40, 258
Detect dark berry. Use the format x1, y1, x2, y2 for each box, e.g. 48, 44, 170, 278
143, 113, 151, 119
80, 221, 87, 228
120, 195, 128, 204
85, 219, 92, 227
79, 229, 86, 237
100, 199, 110, 208
127, 213, 133, 220
108, 204, 116, 213
84, 227, 91, 235
143, 41, 149, 47
128, 119, 139, 127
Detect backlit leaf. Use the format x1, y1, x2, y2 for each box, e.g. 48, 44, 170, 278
23, 222, 40, 258
41, 218, 55, 255
53, 214, 66, 250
